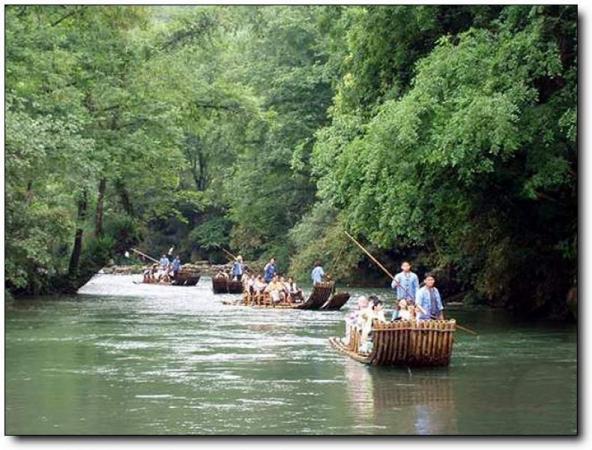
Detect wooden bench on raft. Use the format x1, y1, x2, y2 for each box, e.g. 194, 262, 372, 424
329, 319, 456, 367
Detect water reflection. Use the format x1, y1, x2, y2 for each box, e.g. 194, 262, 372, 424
343, 359, 457, 434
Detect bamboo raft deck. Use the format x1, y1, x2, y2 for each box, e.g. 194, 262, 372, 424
224, 282, 350, 311
212, 277, 244, 294
329, 320, 456, 367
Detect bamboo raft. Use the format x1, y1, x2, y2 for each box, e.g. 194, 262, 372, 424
225, 282, 350, 311
142, 268, 201, 286
329, 320, 456, 367
212, 277, 243, 294
171, 271, 201, 286
321, 292, 351, 310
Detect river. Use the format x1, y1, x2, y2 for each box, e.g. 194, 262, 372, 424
5, 274, 577, 435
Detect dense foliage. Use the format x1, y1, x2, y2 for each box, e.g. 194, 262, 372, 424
5, 5, 576, 318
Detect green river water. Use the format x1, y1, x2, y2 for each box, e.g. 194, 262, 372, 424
5, 275, 577, 435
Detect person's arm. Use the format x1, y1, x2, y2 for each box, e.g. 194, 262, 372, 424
391, 308, 399, 321
415, 290, 427, 315
436, 289, 444, 318
415, 302, 427, 316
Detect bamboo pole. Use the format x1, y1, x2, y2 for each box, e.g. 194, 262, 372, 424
456, 324, 478, 335
130, 248, 159, 264
344, 231, 414, 299
344, 231, 396, 279
221, 247, 238, 260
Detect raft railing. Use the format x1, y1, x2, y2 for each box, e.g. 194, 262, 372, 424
332, 319, 456, 367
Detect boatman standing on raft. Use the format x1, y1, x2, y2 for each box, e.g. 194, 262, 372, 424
232, 255, 244, 281
415, 273, 444, 320
171, 255, 182, 279
391, 261, 419, 303
311, 260, 325, 285
263, 257, 277, 283
159, 254, 170, 270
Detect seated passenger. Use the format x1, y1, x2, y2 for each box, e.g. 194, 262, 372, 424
215, 271, 230, 280
286, 277, 303, 303
265, 275, 285, 304
150, 264, 159, 282
242, 273, 252, 292
155, 264, 168, 282
248, 274, 257, 294
344, 296, 369, 345
393, 299, 413, 321
253, 275, 267, 294
160, 266, 172, 283
279, 276, 288, 291
359, 298, 388, 353
143, 265, 153, 283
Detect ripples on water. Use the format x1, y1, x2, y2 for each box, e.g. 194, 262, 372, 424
5, 275, 577, 435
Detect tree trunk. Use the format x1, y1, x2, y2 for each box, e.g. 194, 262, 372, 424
68, 189, 88, 277
197, 150, 207, 191
115, 179, 134, 216
25, 180, 33, 204
95, 178, 107, 237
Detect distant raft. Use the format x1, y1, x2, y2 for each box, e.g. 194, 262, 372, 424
142, 267, 201, 286
226, 281, 350, 311
329, 320, 456, 367
212, 276, 243, 294
171, 268, 201, 286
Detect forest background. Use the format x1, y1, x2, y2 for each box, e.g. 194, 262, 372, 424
4, 5, 577, 318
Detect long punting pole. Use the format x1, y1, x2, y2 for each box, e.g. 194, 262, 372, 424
221, 248, 238, 260
344, 231, 478, 336
344, 230, 396, 280
130, 248, 159, 264
344, 231, 415, 297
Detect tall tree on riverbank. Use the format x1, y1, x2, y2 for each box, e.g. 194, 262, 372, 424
5, 5, 577, 318
308, 5, 577, 316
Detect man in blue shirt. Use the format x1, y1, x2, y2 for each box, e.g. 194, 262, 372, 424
263, 257, 277, 283
159, 254, 170, 270
415, 273, 444, 320
171, 255, 181, 278
311, 261, 325, 285
391, 261, 419, 302
232, 255, 244, 281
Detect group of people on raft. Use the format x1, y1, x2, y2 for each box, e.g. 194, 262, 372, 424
217, 255, 443, 329
344, 261, 445, 353
143, 254, 182, 283
215, 257, 329, 304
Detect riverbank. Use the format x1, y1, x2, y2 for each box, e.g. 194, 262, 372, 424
100, 261, 264, 277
